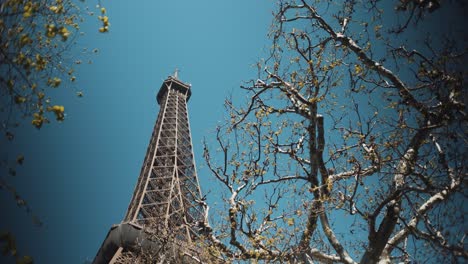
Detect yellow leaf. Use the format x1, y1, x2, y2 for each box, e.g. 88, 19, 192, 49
59, 27, 70, 41
15, 96, 26, 104
19, 34, 32, 47
45, 24, 57, 38
48, 77, 61, 87
50, 105, 65, 121
23, 2, 33, 17
32, 113, 45, 129
35, 54, 47, 71
354, 64, 363, 74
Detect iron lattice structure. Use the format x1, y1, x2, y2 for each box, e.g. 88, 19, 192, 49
93, 74, 205, 263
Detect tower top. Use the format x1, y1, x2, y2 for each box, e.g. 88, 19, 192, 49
156, 72, 191, 104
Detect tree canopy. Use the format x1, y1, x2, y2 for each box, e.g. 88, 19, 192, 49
199, 1, 466, 263
0, 0, 109, 262
0, 0, 109, 130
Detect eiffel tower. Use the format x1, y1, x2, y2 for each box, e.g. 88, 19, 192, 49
93, 71, 205, 263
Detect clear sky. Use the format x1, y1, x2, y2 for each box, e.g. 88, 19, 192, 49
2, 1, 465, 263
1, 1, 273, 263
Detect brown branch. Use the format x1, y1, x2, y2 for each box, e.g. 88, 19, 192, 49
232, 86, 269, 127
320, 210, 356, 264
361, 127, 430, 263
383, 171, 464, 258
299, 0, 429, 117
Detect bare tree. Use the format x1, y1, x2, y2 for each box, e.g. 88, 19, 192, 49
200, 0, 466, 263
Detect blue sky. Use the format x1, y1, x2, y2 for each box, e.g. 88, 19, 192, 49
2, 1, 465, 263
1, 1, 273, 263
